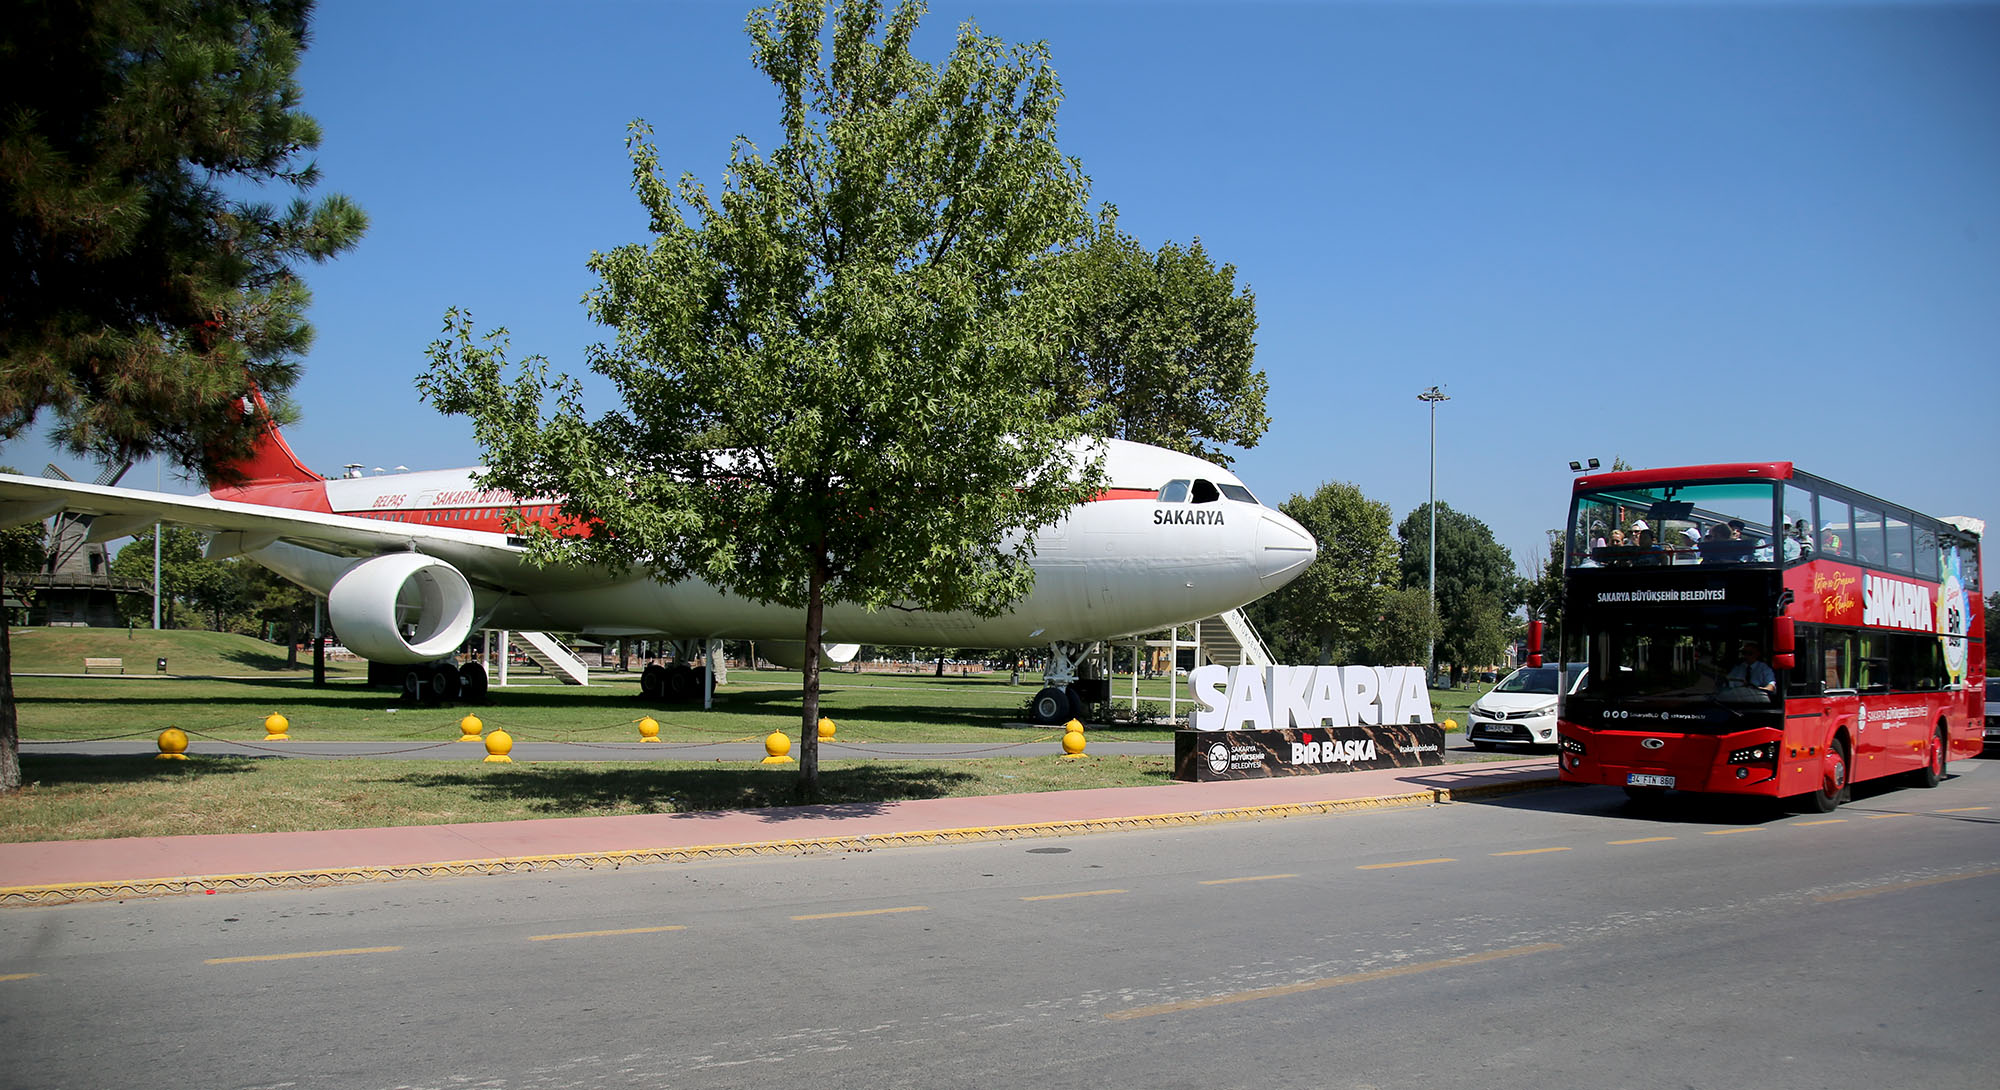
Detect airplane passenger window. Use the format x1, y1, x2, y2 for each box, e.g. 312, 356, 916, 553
1191, 479, 1221, 504
1157, 480, 1190, 503
1218, 483, 1258, 505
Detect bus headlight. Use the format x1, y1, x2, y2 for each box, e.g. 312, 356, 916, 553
1728, 744, 1777, 764
1559, 734, 1586, 755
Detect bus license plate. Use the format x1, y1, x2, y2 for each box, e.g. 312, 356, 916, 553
1627, 773, 1675, 788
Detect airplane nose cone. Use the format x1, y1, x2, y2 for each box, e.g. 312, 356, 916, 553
1256, 509, 1318, 589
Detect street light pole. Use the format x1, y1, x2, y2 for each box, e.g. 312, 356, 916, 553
1418, 385, 1449, 685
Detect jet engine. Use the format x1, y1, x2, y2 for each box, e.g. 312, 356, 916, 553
758, 641, 862, 672
326, 553, 476, 665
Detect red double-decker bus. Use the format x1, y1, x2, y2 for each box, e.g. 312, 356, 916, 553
1555, 463, 1984, 812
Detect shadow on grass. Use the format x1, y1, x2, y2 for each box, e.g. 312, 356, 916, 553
368, 763, 985, 820
20, 754, 262, 783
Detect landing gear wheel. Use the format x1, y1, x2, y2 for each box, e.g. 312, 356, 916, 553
639, 663, 667, 700
1797, 739, 1849, 813
1031, 686, 1071, 725
1913, 727, 1947, 788
1066, 686, 1087, 724
662, 663, 699, 703
457, 662, 489, 704
425, 662, 457, 703
402, 668, 424, 704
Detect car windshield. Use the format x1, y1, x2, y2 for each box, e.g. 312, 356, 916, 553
1495, 668, 1562, 695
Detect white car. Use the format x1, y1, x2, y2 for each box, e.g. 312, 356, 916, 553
1465, 663, 1588, 750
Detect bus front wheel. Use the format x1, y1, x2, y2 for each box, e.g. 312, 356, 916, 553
1797, 738, 1849, 813
1913, 726, 1948, 788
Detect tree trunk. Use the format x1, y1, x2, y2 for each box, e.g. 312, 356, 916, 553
0, 571, 19, 792
796, 555, 828, 802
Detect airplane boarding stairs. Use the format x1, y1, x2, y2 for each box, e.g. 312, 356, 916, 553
514, 631, 590, 685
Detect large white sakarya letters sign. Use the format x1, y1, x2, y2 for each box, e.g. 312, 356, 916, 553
1189, 664, 1435, 731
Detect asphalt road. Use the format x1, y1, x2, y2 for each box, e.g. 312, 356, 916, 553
5, 760, 1996, 1090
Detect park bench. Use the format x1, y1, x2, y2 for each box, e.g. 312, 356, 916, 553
82, 657, 124, 674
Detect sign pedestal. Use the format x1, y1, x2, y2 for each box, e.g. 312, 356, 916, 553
1173, 724, 1446, 782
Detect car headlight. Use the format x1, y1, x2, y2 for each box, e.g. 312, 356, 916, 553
1531, 702, 1556, 717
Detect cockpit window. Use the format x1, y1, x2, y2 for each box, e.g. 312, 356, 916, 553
1218, 483, 1258, 505
1190, 479, 1222, 504
1157, 479, 1190, 504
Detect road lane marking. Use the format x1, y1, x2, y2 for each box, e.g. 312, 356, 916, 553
1, 973, 41, 982
1866, 813, 1909, 820
1935, 806, 1991, 813
529, 925, 687, 941
1357, 858, 1455, 870
1491, 847, 1571, 857
1815, 866, 2000, 904
1704, 828, 1760, 836
1608, 837, 1676, 845
206, 946, 402, 965
791, 906, 929, 921
1104, 943, 1565, 1021
1022, 889, 1127, 901
1199, 874, 1299, 885
1794, 819, 1846, 826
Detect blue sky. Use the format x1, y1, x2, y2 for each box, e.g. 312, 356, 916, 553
12, 0, 1999, 576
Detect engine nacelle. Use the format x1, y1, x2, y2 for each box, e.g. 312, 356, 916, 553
327, 553, 476, 665
759, 641, 861, 672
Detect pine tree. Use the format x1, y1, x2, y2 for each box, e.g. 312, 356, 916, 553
0, 0, 363, 791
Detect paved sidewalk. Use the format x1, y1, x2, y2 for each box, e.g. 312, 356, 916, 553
0, 758, 1560, 906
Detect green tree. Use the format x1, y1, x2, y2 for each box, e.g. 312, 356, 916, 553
420, 0, 1100, 798
1050, 212, 1266, 466
1398, 501, 1517, 683
1360, 585, 1439, 667
0, 0, 360, 790
243, 565, 315, 666
110, 526, 237, 630
1989, 591, 1999, 672
1521, 532, 1564, 657
1249, 481, 1397, 664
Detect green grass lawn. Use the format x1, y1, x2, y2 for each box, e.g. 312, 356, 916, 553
3, 627, 1497, 843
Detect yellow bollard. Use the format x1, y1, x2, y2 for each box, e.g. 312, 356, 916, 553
638, 716, 660, 742
263, 713, 290, 741
762, 731, 794, 765
1443, 718, 1458, 733
1061, 719, 1086, 759
157, 727, 189, 760
483, 728, 514, 763
816, 716, 836, 740
458, 714, 484, 741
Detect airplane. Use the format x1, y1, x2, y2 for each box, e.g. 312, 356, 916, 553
0, 400, 1318, 723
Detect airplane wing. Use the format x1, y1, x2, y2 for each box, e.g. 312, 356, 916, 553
0, 473, 572, 593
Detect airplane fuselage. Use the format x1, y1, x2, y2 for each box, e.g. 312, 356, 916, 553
235, 439, 1316, 650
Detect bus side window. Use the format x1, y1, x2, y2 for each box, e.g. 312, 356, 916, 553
1786, 627, 1819, 696
1853, 506, 1886, 567
1859, 633, 1889, 692
1822, 632, 1852, 691
1819, 497, 1852, 558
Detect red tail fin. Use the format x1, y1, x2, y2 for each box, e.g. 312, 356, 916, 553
208, 389, 322, 495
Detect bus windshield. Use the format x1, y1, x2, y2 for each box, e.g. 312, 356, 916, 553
1570, 481, 1779, 570
1581, 614, 1779, 709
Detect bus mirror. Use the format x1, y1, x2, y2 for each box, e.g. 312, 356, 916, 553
1771, 616, 1795, 656
1773, 653, 1796, 671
